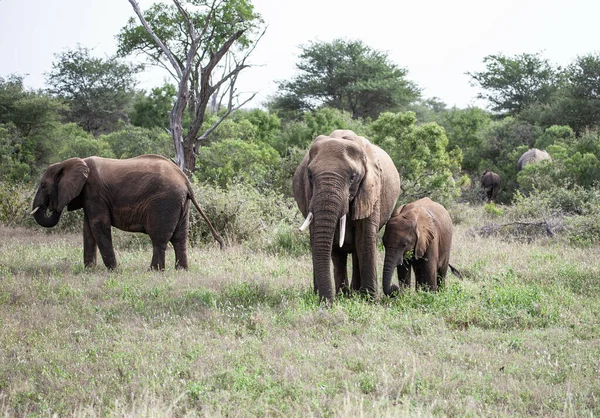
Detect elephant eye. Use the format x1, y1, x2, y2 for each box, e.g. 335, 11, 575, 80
350, 172, 357, 184
307, 170, 313, 183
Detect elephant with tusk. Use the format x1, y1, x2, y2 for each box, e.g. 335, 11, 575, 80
31, 154, 223, 270
293, 130, 401, 305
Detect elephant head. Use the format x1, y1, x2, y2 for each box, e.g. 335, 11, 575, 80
381, 205, 435, 295
293, 130, 382, 303
31, 158, 90, 227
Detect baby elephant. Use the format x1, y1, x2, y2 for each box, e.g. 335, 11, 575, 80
382, 197, 460, 295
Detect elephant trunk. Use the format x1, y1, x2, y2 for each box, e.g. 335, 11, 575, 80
31, 204, 62, 228
310, 185, 347, 305
382, 249, 401, 296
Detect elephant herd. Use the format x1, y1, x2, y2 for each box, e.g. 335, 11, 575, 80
480, 147, 552, 203
30, 133, 551, 305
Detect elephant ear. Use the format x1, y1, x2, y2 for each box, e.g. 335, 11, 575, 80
56, 158, 90, 213
353, 142, 381, 220
292, 151, 311, 216
415, 208, 435, 259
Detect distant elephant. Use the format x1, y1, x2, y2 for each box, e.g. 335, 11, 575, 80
293, 130, 401, 304
31, 154, 224, 270
480, 171, 501, 203
517, 148, 552, 171
382, 197, 460, 295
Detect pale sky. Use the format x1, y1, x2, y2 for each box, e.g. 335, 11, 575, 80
1, 0, 599, 109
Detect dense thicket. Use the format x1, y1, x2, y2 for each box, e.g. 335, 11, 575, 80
2, 19, 600, 245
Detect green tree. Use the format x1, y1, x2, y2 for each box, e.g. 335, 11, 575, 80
100, 126, 173, 159
195, 138, 280, 189
370, 111, 463, 203
0, 75, 66, 180
440, 107, 491, 173
55, 123, 114, 160
272, 39, 420, 119
561, 53, 600, 132
468, 52, 559, 115
119, 0, 265, 176
0, 75, 64, 137
45, 45, 142, 135
130, 83, 176, 129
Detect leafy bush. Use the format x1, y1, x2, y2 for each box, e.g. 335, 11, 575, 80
195, 138, 281, 190
0, 182, 31, 225
370, 111, 463, 204
565, 211, 600, 247
188, 182, 303, 249
100, 125, 172, 158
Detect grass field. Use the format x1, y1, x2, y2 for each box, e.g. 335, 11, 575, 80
1, 207, 599, 417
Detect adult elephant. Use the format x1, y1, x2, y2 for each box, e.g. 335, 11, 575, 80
480, 171, 501, 203
517, 148, 552, 171
382, 197, 460, 296
31, 154, 223, 270
293, 130, 401, 305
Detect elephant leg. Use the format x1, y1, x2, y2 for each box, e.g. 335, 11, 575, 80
83, 214, 97, 267
437, 262, 449, 289
355, 218, 379, 299
397, 260, 412, 289
415, 262, 438, 291
91, 220, 117, 269
150, 240, 168, 271
350, 252, 361, 292
170, 217, 189, 270
332, 251, 349, 294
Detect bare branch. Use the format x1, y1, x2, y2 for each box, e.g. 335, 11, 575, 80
127, 0, 183, 79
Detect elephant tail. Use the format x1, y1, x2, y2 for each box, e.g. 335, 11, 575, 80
449, 264, 463, 279
187, 187, 225, 250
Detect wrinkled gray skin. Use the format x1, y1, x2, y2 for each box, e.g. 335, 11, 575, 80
517, 148, 552, 171
382, 197, 454, 295
293, 130, 401, 305
481, 171, 501, 203
31, 154, 223, 270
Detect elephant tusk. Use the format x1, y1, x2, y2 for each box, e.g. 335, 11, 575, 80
299, 212, 313, 232
30, 206, 40, 215
339, 214, 346, 247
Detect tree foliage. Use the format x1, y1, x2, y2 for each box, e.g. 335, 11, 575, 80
469, 52, 559, 115
119, 0, 265, 175
370, 111, 463, 204
130, 83, 177, 130
272, 39, 420, 120
45, 45, 141, 135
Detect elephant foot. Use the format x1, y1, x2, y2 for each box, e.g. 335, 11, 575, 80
385, 284, 401, 297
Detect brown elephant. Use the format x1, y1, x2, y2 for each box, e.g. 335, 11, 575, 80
382, 197, 460, 296
517, 148, 552, 171
293, 130, 401, 305
480, 171, 501, 203
31, 154, 223, 270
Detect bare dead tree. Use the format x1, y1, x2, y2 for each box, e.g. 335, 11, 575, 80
125, 0, 265, 176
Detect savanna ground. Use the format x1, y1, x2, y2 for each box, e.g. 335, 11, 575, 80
1, 204, 599, 417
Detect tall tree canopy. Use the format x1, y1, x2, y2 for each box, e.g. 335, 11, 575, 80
468, 52, 559, 115
119, 0, 265, 176
560, 53, 600, 132
45, 45, 141, 135
272, 39, 420, 120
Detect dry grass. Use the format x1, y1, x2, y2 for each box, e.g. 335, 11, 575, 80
1, 207, 599, 417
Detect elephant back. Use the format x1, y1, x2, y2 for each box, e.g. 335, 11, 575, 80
517, 148, 552, 171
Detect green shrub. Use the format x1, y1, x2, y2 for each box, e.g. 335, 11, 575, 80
188, 182, 302, 248
483, 203, 503, 217
565, 212, 600, 247
0, 182, 31, 226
